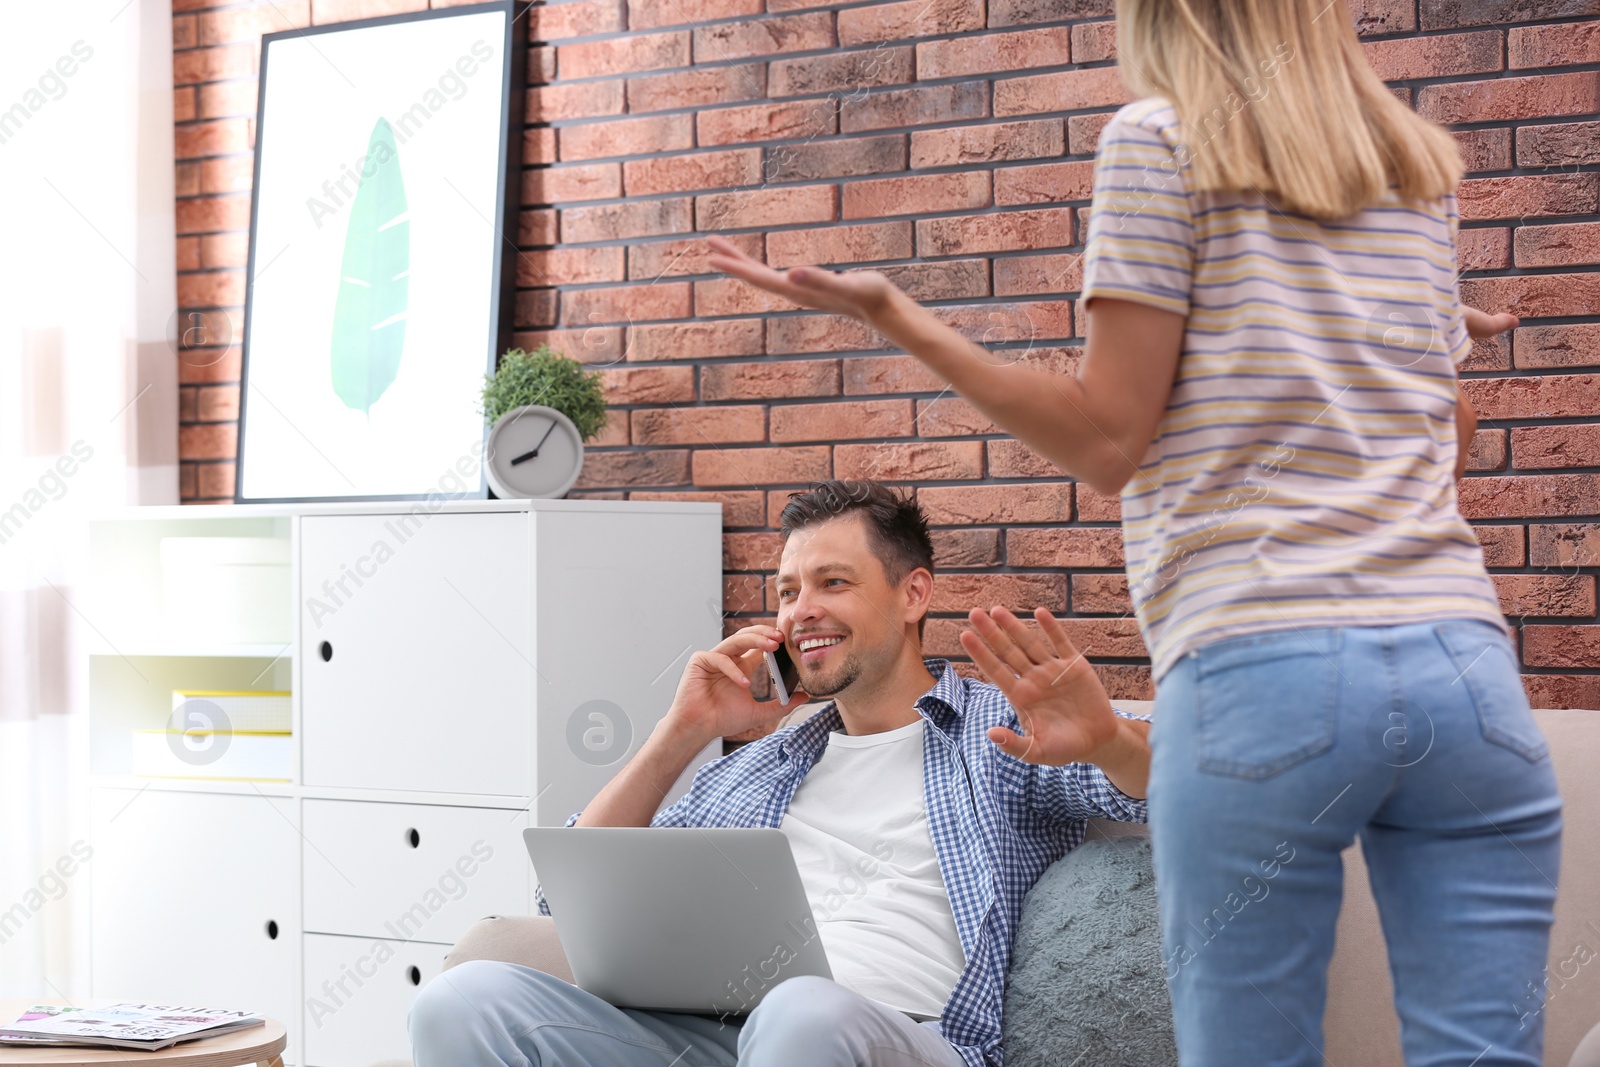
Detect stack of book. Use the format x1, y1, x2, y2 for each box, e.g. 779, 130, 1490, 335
0, 1002, 264, 1051
131, 689, 292, 782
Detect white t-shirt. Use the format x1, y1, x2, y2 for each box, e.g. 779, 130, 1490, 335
778, 716, 967, 1019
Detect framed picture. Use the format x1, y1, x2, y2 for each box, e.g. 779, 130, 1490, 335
235, 1, 527, 503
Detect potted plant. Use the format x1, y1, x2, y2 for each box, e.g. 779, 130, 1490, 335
478, 344, 609, 499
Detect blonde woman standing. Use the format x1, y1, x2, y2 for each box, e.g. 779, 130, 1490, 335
708, 1, 1561, 1062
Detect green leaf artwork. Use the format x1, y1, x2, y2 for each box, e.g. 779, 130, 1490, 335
330, 117, 409, 416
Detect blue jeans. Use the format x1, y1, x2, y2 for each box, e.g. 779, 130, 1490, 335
1149, 618, 1563, 1067
408, 962, 968, 1067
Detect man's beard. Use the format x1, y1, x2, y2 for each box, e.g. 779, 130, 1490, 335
799, 649, 862, 698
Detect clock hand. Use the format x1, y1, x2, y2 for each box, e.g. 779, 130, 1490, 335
510, 419, 560, 466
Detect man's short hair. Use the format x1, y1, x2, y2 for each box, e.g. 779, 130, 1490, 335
778, 481, 935, 638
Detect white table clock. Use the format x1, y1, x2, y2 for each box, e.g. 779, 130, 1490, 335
483, 405, 586, 499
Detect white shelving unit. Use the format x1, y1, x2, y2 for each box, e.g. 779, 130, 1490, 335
85, 499, 723, 1067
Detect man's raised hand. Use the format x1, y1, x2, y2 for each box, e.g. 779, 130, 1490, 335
960, 606, 1120, 767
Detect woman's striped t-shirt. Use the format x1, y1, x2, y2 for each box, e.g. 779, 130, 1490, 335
1080, 96, 1508, 684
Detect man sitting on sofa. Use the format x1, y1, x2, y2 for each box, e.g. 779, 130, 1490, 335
409, 479, 1152, 1067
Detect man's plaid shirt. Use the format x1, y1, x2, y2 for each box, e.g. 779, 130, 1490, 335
536, 657, 1150, 1067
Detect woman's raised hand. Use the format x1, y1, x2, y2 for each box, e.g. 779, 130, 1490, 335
1464, 305, 1519, 339
704, 234, 899, 326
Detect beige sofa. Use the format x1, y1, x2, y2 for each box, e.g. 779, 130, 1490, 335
385, 704, 1600, 1066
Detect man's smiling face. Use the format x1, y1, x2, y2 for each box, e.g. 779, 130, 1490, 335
774, 512, 911, 699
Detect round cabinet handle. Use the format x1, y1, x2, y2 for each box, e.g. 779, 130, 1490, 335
408, 966, 422, 986
406, 828, 421, 848
319, 641, 333, 662
265, 920, 279, 940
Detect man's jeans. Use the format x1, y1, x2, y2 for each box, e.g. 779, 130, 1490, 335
409, 963, 968, 1067
1150, 618, 1564, 1067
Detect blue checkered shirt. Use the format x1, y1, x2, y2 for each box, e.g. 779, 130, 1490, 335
536, 657, 1150, 1067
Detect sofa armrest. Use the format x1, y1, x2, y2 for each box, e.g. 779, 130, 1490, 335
444, 915, 574, 985
1572, 1021, 1600, 1067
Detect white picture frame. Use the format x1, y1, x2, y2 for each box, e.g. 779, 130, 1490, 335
235, 1, 525, 503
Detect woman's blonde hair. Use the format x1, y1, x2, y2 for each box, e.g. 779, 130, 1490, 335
1114, 0, 1462, 218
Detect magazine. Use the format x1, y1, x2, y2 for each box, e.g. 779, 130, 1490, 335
0, 1001, 264, 1051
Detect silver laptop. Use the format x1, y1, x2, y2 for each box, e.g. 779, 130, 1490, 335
523, 827, 832, 1016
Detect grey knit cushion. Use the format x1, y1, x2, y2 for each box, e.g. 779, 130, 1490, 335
1002, 835, 1178, 1067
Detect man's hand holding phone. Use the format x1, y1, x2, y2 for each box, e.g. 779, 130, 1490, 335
665, 625, 812, 747
579, 626, 813, 827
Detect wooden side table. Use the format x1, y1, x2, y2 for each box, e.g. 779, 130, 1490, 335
0, 1001, 285, 1067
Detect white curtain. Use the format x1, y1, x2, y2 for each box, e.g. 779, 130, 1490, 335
0, 0, 178, 998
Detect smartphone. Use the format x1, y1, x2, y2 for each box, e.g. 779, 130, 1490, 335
764, 643, 800, 705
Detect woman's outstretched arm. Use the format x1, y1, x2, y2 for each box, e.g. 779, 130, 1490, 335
1454, 306, 1517, 481
705, 234, 1184, 496
870, 287, 1185, 496
706, 236, 1522, 495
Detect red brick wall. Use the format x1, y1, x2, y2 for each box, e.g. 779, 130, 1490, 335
173, 0, 1600, 705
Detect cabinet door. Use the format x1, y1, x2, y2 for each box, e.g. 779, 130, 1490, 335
91, 787, 301, 1064
303, 934, 449, 1067
303, 800, 530, 946
300, 512, 533, 795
